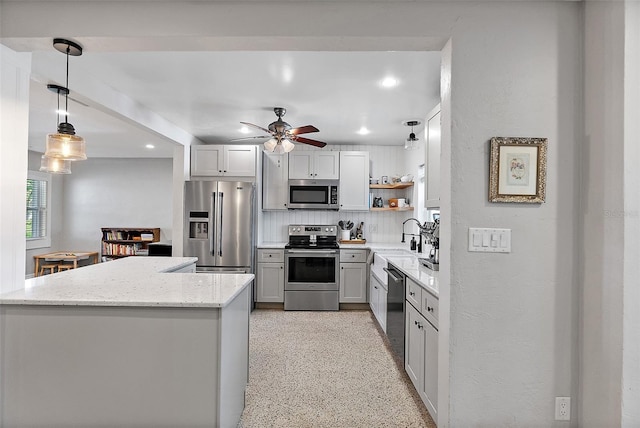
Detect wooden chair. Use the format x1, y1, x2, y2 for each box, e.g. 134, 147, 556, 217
57, 263, 75, 272
39, 264, 59, 276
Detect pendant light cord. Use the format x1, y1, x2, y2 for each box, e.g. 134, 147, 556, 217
64, 46, 70, 124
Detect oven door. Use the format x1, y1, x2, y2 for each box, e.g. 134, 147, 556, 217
284, 249, 339, 291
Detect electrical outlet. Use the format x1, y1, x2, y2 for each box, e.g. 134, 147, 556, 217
369, 223, 378, 233
555, 397, 570, 421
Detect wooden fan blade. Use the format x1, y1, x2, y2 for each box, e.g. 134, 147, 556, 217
229, 135, 271, 142
240, 121, 273, 135
294, 136, 327, 148
289, 125, 319, 135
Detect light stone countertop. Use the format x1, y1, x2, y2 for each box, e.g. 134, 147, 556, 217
0, 257, 253, 308
386, 255, 439, 298
256, 242, 288, 249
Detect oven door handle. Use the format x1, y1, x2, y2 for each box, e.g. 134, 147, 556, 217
286, 249, 338, 255
383, 267, 404, 283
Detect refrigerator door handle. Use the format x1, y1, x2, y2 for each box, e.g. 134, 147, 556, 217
210, 192, 216, 256
218, 192, 224, 257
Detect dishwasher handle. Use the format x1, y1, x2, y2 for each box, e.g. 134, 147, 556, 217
383, 267, 405, 283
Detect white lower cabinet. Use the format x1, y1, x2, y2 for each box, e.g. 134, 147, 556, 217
369, 272, 387, 331
405, 290, 438, 425
339, 263, 367, 303
256, 249, 284, 303
339, 250, 368, 303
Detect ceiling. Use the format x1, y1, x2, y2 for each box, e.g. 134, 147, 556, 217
27, 50, 441, 158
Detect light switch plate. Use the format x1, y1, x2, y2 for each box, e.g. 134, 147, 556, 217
468, 228, 511, 253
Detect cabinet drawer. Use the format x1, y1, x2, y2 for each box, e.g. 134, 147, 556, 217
340, 249, 367, 263
257, 249, 284, 263
421, 292, 439, 329
406, 277, 422, 309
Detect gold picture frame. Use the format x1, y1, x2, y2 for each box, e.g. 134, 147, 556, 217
489, 137, 547, 203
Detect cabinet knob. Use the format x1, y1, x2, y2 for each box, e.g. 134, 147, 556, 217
224, 170, 227, 173
218, 170, 222, 173
414, 320, 418, 325
374, 286, 378, 289
268, 254, 272, 257
341, 266, 344, 269
280, 266, 283, 269
409, 291, 415, 296
428, 306, 433, 312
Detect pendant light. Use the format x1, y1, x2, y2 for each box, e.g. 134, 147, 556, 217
39, 155, 71, 174
44, 38, 86, 161
403, 120, 421, 151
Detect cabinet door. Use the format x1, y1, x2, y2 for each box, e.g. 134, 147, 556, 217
314, 151, 340, 179
339, 262, 367, 303
421, 320, 438, 424
288, 152, 314, 179
425, 105, 441, 208
224, 145, 256, 176
339, 151, 370, 211
262, 153, 289, 210
405, 302, 425, 390
191, 145, 223, 176
256, 262, 284, 302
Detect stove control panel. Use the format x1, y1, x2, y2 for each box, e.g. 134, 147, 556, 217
288, 225, 337, 236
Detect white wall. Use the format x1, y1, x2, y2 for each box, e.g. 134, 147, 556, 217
59, 158, 173, 252
0, 45, 30, 292
582, 1, 640, 426
0, 1, 595, 426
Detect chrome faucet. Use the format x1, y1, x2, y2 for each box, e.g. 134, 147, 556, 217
401, 218, 428, 253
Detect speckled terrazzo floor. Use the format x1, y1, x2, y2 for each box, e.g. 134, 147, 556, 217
238, 310, 436, 428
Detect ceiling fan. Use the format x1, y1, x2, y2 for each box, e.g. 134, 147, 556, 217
234, 107, 327, 153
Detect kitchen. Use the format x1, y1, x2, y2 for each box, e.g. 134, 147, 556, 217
2, 1, 637, 427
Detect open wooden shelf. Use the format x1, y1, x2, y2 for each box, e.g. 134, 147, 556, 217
369, 182, 414, 189
370, 207, 415, 212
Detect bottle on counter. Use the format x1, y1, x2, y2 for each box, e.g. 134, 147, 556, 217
410, 237, 417, 251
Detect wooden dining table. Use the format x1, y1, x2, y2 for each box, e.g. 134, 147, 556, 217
33, 251, 100, 277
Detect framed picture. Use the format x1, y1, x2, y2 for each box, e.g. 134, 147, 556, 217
489, 137, 547, 203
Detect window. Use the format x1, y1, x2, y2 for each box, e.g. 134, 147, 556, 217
26, 171, 52, 249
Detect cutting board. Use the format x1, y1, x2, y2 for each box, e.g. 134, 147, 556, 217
339, 239, 366, 244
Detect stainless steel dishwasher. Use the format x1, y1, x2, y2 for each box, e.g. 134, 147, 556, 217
384, 263, 406, 361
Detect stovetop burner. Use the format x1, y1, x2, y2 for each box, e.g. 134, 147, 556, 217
286, 224, 338, 250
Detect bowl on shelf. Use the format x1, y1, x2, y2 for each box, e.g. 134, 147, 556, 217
369, 178, 379, 184
400, 174, 414, 183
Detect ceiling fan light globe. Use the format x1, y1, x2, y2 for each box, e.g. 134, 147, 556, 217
281, 139, 295, 152
263, 138, 278, 152
272, 142, 286, 154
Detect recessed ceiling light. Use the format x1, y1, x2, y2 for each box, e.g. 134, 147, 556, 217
145, 144, 155, 149
380, 76, 398, 88
239, 126, 251, 134
357, 126, 370, 135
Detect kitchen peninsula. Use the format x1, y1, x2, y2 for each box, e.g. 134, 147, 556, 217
0, 257, 252, 428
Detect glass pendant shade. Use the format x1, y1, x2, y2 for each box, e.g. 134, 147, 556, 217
45, 131, 87, 160
281, 139, 295, 153
39, 155, 71, 174
264, 138, 278, 152
404, 138, 419, 150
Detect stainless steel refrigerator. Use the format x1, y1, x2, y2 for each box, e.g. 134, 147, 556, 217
184, 181, 255, 273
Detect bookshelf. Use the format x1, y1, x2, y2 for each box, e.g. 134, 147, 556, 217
101, 227, 160, 260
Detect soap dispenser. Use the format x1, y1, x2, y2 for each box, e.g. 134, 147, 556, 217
410, 236, 417, 251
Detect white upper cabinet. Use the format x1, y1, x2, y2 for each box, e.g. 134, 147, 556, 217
425, 104, 441, 208
339, 151, 370, 211
289, 151, 339, 180
191, 145, 256, 177
262, 152, 289, 210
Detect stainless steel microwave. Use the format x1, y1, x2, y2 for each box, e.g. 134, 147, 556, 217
288, 179, 339, 210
